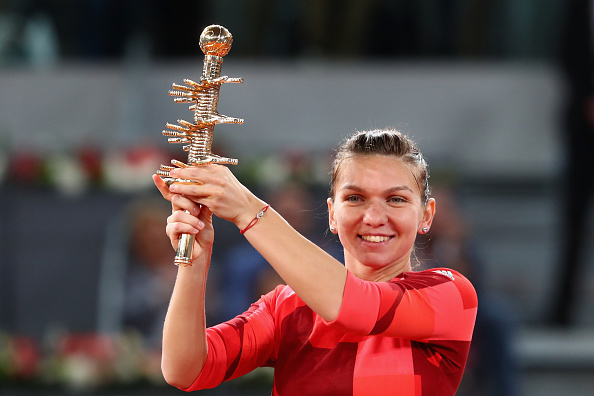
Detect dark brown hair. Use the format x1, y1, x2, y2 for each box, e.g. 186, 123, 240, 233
329, 129, 430, 205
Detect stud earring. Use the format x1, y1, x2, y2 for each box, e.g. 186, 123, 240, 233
422, 227, 429, 233
330, 225, 336, 233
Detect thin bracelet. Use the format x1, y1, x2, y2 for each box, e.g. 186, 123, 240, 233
240, 204, 270, 234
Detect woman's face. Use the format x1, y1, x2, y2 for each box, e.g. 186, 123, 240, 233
328, 155, 435, 278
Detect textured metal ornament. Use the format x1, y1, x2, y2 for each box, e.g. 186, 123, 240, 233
157, 25, 243, 266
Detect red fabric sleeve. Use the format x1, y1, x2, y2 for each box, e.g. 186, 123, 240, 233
180, 287, 279, 392
328, 269, 477, 342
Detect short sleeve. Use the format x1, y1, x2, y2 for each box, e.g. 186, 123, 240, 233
328, 269, 477, 342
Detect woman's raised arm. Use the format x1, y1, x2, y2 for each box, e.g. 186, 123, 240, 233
153, 175, 213, 388
162, 167, 349, 322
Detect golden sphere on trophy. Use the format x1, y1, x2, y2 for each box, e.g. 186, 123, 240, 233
199, 25, 233, 57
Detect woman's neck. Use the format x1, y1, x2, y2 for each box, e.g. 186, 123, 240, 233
344, 255, 412, 282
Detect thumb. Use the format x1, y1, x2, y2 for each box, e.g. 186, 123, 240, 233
197, 205, 214, 228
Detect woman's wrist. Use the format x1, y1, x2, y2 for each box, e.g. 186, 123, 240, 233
176, 251, 211, 277
235, 198, 269, 232
240, 204, 271, 234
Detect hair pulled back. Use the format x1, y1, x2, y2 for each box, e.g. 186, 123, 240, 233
329, 129, 430, 205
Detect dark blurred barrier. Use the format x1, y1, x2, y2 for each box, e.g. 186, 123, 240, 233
0, 187, 136, 337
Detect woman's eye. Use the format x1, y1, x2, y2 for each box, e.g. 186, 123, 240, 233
345, 195, 361, 202
389, 196, 406, 203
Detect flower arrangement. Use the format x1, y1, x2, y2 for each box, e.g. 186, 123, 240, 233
0, 330, 165, 391
2, 145, 175, 195
1, 144, 333, 195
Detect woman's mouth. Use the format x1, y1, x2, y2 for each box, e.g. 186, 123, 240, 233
360, 235, 392, 243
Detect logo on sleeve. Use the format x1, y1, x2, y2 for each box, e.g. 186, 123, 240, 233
433, 269, 455, 280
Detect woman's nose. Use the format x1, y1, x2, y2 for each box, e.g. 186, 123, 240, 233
362, 202, 388, 226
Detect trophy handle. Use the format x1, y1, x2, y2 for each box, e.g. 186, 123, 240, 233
160, 179, 200, 266
175, 231, 194, 266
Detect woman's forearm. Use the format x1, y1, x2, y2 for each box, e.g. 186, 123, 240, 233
161, 257, 210, 389
241, 207, 348, 322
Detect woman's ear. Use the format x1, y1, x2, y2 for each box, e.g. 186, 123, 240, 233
327, 197, 336, 233
419, 197, 436, 233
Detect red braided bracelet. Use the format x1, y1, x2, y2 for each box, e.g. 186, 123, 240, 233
240, 205, 270, 234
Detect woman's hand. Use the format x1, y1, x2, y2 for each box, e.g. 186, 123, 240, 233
166, 195, 214, 262
154, 166, 265, 231
153, 174, 214, 261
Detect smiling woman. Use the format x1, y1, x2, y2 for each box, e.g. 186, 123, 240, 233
328, 155, 435, 280
152, 128, 477, 396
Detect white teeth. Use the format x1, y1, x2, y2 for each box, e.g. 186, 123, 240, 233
361, 235, 390, 243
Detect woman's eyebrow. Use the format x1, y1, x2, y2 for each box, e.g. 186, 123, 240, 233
384, 186, 415, 194
339, 184, 414, 194
339, 184, 363, 192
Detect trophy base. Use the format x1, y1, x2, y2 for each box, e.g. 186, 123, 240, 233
174, 256, 193, 267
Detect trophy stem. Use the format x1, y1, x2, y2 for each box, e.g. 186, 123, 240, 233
159, 25, 243, 266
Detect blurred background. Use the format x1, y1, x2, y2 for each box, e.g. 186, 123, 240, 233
0, 0, 593, 395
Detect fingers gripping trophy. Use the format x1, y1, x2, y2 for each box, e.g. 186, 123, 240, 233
157, 25, 243, 266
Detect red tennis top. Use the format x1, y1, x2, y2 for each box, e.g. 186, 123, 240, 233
181, 268, 478, 395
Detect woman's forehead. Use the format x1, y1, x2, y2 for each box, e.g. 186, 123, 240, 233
336, 155, 419, 189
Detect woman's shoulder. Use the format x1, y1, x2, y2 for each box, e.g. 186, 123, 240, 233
404, 267, 470, 282
416, 267, 478, 307
398, 268, 476, 299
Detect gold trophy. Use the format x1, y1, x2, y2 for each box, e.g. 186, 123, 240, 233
157, 25, 243, 266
